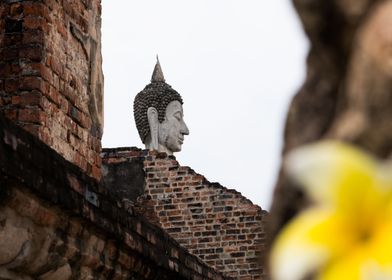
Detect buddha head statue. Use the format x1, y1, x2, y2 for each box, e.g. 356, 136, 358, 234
133, 59, 189, 155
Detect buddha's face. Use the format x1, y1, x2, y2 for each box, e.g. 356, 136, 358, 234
158, 100, 189, 153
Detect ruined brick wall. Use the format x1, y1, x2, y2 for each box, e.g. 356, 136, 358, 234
0, 114, 228, 280
102, 148, 268, 280
0, 0, 103, 179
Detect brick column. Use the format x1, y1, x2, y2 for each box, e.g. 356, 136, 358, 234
0, 0, 103, 180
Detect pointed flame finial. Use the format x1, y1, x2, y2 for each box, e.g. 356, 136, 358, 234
151, 55, 165, 83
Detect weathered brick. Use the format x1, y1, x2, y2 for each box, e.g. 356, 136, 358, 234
23, 2, 50, 20
0, 0, 103, 180
19, 45, 43, 61
18, 108, 45, 124
23, 29, 44, 45
102, 149, 269, 279
4, 78, 18, 92
11, 92, 41, 106
24, 16, 47, 31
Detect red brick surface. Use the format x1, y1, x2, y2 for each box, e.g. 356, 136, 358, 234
0, 0, 103, 180
0, 115, 228, 280
103, 148, 269, 279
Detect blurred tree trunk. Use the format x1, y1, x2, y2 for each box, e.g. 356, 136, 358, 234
269, 0, 392, 242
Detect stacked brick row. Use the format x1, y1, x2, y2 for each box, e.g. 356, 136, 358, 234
102, 148, 269, 280
0, 0, 103, 180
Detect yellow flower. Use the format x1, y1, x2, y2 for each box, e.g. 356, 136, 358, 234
270, 141, 392, 280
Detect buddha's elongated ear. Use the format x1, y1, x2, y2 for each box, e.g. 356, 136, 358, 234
147, 107, 159, 150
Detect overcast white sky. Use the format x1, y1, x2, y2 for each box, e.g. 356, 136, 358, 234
101, 0, 309, 210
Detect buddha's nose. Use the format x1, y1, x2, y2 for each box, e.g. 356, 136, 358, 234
181, 121, 189, 135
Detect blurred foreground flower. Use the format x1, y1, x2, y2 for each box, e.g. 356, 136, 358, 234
270, 141, 392, 280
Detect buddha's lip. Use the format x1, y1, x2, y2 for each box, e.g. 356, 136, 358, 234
178, 137, 184, 144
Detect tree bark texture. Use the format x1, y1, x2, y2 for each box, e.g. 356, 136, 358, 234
269, 0, 392, 243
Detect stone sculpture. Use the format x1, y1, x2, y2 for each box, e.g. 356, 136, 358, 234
134, 59, 189, 155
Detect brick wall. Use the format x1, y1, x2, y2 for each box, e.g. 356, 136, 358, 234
0, 0, 103, 179
0, 114, 228, 280
102, 148, 269, 280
